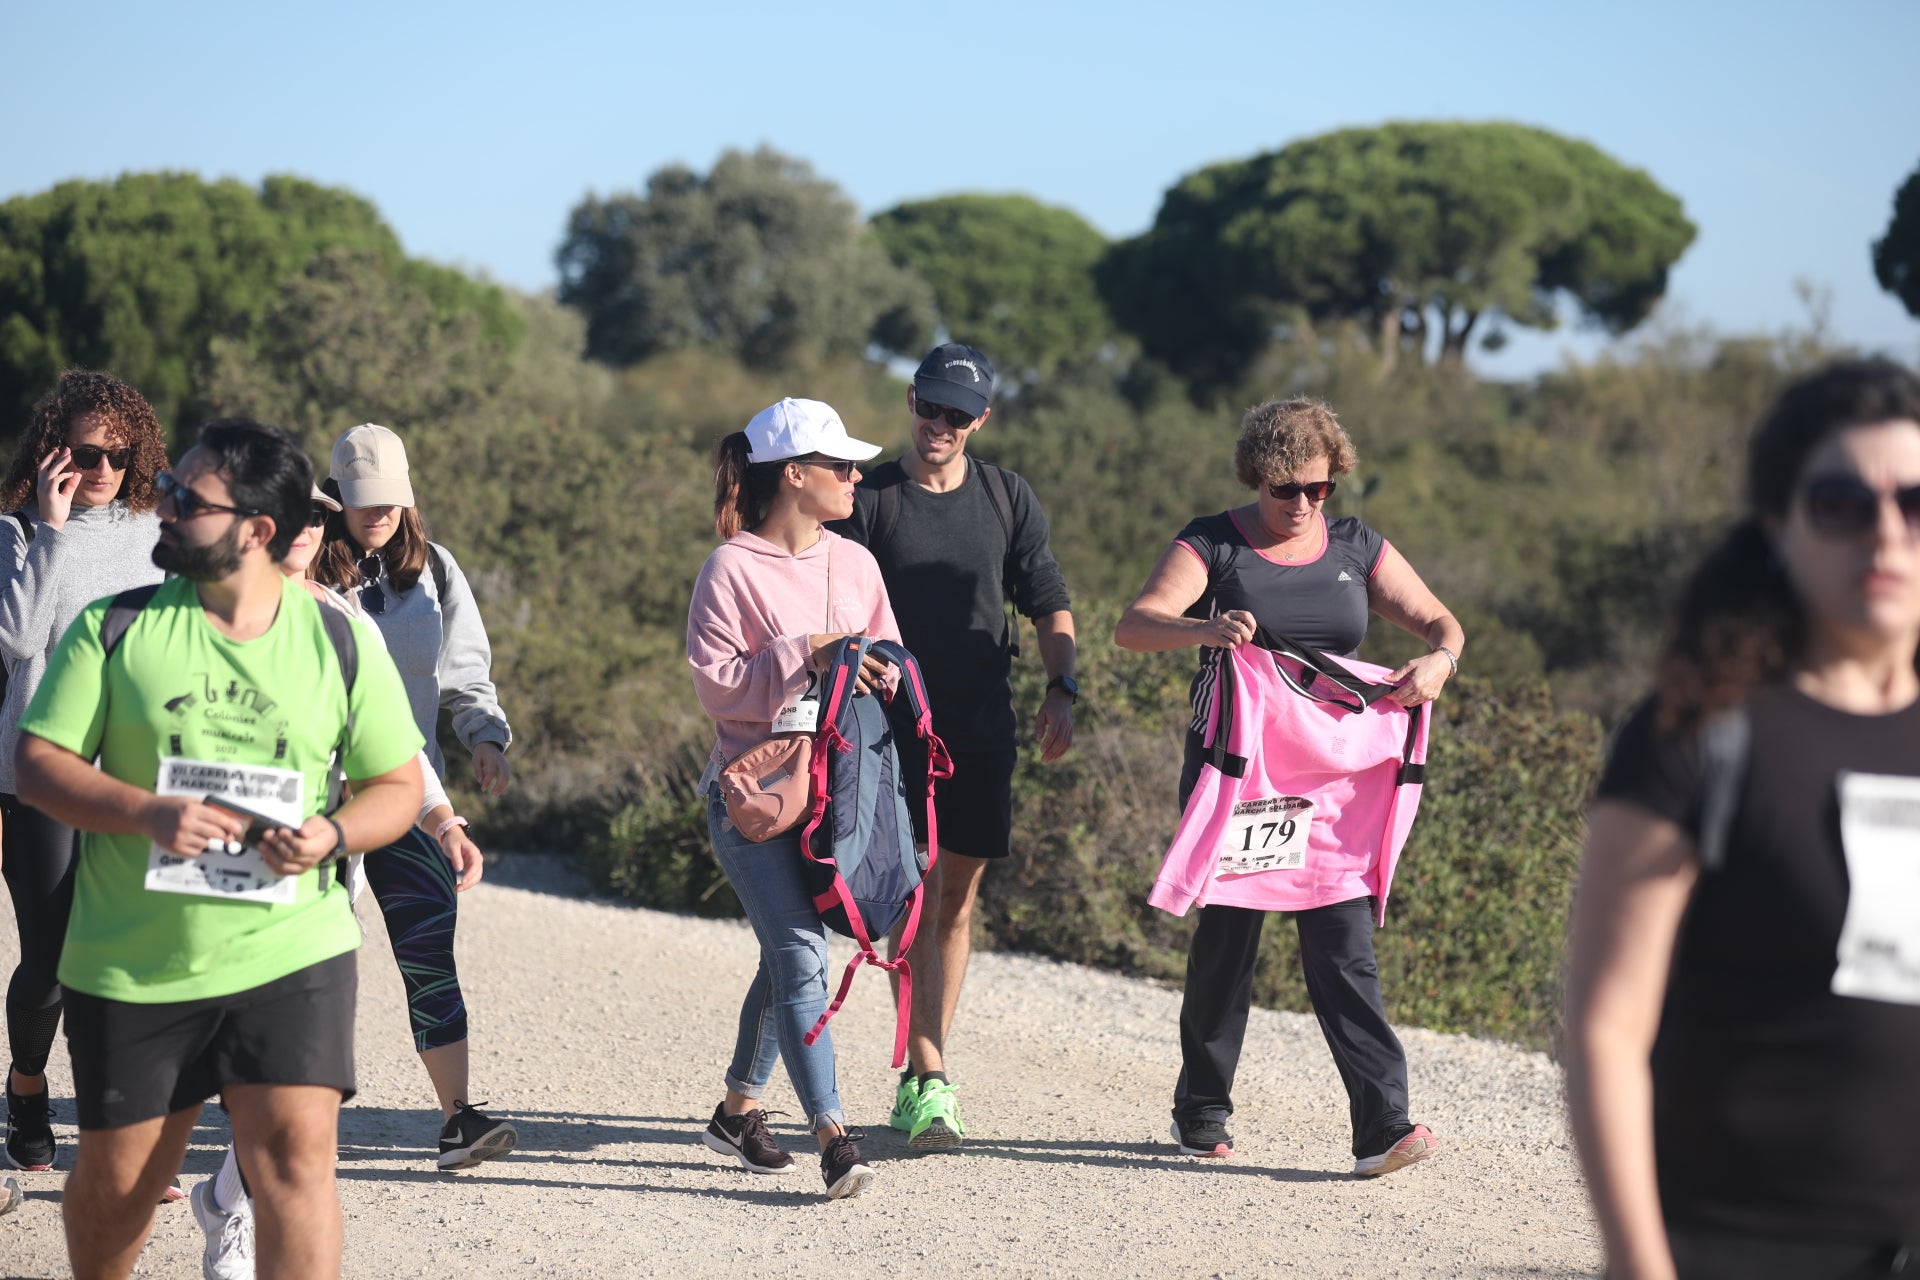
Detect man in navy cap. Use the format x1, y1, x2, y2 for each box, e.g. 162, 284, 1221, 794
831, 343, 1078, 1147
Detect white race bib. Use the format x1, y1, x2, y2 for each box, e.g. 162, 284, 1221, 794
770, 670, 823, 735
1217, 796, 1314, 875
1830, 771, 1920, 1006
145, 757, 306, 905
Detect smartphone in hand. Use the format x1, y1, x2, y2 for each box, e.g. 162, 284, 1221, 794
202, 795, 292, 849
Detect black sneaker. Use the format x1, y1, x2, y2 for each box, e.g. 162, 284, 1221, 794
820, 1132, 875, 1200
437, 1100, 517, 1171
1170, 1117, 1233, 1158
701, 1105, 796, 1174
5, 1082, 54, 1171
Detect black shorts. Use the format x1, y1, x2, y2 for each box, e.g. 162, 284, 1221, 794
63, 950, 357, 1130
897, 735, 1017, 860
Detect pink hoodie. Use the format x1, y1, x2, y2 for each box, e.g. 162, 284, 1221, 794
686, 529, 900, 770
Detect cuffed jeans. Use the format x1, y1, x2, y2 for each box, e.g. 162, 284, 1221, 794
707, 786, 846, 1130
1172, 899, 1411, 1157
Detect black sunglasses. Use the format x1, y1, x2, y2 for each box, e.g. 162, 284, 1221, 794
1268, 480, 1337, 503
1802, 475, 1920, 540
306, 505, 332, 528
801, 457, 857, 480
912, 396, 977, 431
356, 553, 387, 615
155, 471, 261, 521
70, 444, 134, 472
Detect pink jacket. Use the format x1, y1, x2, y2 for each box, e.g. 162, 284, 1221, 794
1149, 639, 1431, 926
686, 530, 900, 769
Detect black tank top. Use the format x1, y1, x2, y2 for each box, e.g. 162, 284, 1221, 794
1174, 510, 1387, 731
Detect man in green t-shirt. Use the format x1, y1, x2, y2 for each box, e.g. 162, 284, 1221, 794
15, 419, 424, 1280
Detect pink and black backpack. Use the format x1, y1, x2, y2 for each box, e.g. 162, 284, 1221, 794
798, 637, 951, 1067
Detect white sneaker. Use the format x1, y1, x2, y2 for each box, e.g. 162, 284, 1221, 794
190, 1178, 256, 1280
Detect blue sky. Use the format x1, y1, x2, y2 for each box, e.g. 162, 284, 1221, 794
4, 0, 1916, 377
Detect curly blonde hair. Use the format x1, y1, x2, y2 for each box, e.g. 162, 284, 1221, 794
1232, 398, 1357, 489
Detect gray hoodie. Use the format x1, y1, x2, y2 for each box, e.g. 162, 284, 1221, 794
0, 500, 165, 792
355, 542, 511, 778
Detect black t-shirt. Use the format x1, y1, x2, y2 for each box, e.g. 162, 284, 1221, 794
831, 458, 1071, 751
1597, 686, 1920, 1241
1175, 511, 1387, 731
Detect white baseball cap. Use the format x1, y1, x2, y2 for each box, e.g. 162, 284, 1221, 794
311, 483, 341, 511
329, 423, 415, 508
744, 398, 881, 465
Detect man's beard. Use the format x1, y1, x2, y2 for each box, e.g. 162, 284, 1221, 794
152, 521, 245, 580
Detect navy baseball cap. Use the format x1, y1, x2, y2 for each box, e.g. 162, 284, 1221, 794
912, 343, 995, 420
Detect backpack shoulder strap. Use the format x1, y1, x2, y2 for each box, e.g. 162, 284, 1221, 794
428, 543, 451, 603
1695, 705, 1751, 872
314, 601, 361, 811
100, 584, 164, 660
870, 466, 904, 556
973, 458, 1016, 551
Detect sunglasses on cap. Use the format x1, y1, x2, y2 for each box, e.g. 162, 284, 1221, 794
1802, 475, 1920, 540
912, 396, 977, 431
155, 471, 262, 521
70, 444, 134, 472
1268, 480, 1337, 503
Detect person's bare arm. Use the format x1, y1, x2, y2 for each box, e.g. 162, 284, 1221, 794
1032, 610, 1077, 763
1115, 542, 1253, 653
1366, 544, 1464, 706
1564, 800, 1700, 1280
17, 733, 421, 875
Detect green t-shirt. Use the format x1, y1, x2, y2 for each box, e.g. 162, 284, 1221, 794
20, 576, 424, 1003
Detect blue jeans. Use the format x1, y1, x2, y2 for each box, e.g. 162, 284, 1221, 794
707, 786, 845, 1129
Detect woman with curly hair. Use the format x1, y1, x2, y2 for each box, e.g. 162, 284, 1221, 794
0, 370, 167, 1172
1117, 397, 1462, 1176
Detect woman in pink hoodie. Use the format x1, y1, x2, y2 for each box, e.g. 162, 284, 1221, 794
685, 398, 900, 1201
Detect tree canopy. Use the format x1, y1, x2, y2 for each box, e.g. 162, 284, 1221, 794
1097, 122, 1696, 393
869, 194, 1114, 378
556, 147, 933, 370
1873, 159, 1920, 320
0, 172, 516, 437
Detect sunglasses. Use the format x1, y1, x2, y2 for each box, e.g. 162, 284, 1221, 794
1802, 475, 1920, 540
356, 553, 387, 614
1267, 480, 1337, 503
307, 505, 332, 529
912, 397, 977, 431
70, 444, 134, 472
156, 471, 261, 521
801, 457, 857, 480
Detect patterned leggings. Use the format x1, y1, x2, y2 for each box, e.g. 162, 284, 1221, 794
364, 827, 469, 1053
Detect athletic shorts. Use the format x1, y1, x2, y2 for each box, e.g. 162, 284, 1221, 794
897, 735, 1017, 860
63, 950, 357, 1130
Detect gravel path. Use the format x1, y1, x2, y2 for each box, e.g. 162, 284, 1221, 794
0, 855, 1601, 1278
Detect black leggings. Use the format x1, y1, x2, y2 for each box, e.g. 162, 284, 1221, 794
0, 793, 77, 1078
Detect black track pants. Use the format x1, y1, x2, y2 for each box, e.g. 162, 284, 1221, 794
0, 793, 76, 1078
1171, 898, 1411, 1156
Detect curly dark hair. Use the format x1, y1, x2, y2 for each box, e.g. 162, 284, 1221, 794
2, 370, 168, 514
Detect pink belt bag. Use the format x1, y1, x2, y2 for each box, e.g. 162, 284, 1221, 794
720, 735, 815, 842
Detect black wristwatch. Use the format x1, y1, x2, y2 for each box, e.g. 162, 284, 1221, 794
1046, 674, 1080, 703
317, 815, 348, 867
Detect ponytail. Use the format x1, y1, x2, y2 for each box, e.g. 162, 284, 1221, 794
712, 432, 786, 540
1654, 519, 1801, 733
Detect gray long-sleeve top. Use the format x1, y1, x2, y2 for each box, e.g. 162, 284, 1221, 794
357, 542, 511, 778
0, 500, 165, 792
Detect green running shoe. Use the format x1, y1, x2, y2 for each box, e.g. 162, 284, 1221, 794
909, 1078, 964, 1149
887, 1076, 921, 1132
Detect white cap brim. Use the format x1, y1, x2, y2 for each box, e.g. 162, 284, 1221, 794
310, 484, 342, 512
807, 435, 883, 463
